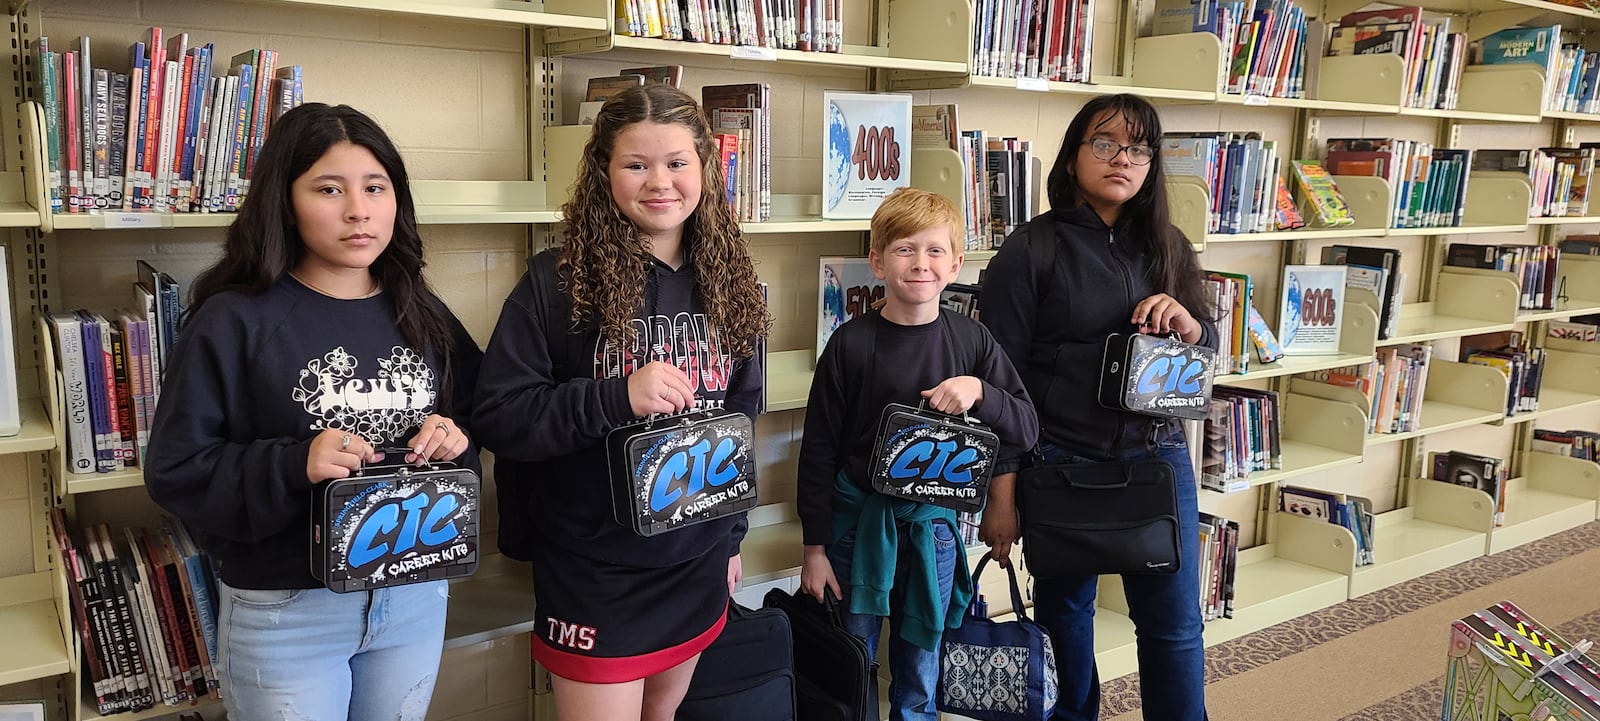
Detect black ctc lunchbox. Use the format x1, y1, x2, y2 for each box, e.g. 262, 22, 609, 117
868, 402, 999, 513
607, 408, 759, 537
1099, 332, 1217, 421
311, 457, 480, 593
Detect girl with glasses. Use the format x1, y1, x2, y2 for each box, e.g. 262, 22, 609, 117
976, 93, 1217, 721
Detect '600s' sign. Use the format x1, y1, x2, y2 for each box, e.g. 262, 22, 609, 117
608, 410, 759, 537
316, 472, 480, 593
869, 404, 999, 513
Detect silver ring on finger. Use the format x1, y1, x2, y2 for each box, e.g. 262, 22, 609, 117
437, 420, 448, 433
340, 433, 352, 450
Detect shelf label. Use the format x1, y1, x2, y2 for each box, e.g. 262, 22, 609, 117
730, 45, 777, 61
1243, 94, 1269, 107
97, 212, 167, 229
1016, 76, 1050, 92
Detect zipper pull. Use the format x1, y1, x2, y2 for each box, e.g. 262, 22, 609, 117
1109, 229, 1115, 245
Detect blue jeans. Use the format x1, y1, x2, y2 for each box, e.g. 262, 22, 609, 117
827, 521, 959, 721
216, 579, 448, 721
1032, 436, 1208, 721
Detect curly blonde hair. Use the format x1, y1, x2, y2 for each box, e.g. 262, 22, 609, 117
558, 84, 770, 358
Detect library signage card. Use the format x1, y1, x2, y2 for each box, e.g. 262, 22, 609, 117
822, 91, 911, 219
1278, 265, 1347, 355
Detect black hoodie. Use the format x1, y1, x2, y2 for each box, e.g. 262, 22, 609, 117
474, 249, 760, 568
979, 205, 1218, 460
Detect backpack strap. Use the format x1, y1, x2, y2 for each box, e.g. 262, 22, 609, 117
1027, 210, 1057, 309
526, 252, 571, 377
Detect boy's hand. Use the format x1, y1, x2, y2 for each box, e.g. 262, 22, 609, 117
727, 554, 743, 595
921, 376, 983, 415
979, 473, 1019, 565
800, 545, 841, 603
627, 361, 696, 416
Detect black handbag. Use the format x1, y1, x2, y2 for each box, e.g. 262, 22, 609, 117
1099, 330, 1217, 421
867, 400, 999, 513
764, 588, 875, 721
605, 408, 759, 537
1016, 457, 1180, 578
678, 603, 797, 721
310, 454, 480, 593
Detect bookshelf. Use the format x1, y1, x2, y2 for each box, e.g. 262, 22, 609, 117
0, 571, 71, 687
4, 0, 1600, 718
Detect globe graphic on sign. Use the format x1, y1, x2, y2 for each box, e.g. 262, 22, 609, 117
824, 101, 852, 211
1282, 273, 1303, 344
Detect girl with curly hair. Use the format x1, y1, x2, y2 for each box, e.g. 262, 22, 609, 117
473, 83, 769, 721
144, 103, 482, 720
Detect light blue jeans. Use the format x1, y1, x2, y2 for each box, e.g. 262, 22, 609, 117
216, 579, 448, 721
827, 521, 960, 721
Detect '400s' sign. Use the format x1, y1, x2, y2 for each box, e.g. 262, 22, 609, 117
313, 468, 481, 593
869, 403, 999, 513
608, 410, 759, 537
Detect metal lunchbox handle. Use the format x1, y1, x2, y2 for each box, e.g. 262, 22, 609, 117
354, 446, 457, 478
641, 406, 716, 430
917, 398, 980, 426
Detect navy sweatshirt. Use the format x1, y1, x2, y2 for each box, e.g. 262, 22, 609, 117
796, 311, 1038, 546
144, 275, 483, 590
979, 205, 1219, 460
473, 249, 761, 568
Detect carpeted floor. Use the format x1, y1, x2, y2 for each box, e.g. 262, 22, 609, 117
1101, 520, 1600, 721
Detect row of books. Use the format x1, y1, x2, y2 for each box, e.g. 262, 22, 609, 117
1461, 331, 1545, 417
1533, 428, 1600, 461
616, 0, 842, 52
38, 30, 302, 215
1298, 343, 1432, 435
1443, 243, 1562, 311
1162, 132, 1304, 235
1429, 450, 1507, 525
1153, 0, 1310, 100
707, 84, 772, 223
1474, 26, 1566, 113
1200, 387, 1282, 494
1280, 484, 1376, 565
1322, 244, 1405, 341
971, 0, 1094, 82
1203, 270, 1252, 374
47, 262, 182, 475
50, 510, 221, 715
1322, 138, 1472, 229
1328, 6, 1466, 111
1198, 511, 1240, 621
1477, 146, 1597, 218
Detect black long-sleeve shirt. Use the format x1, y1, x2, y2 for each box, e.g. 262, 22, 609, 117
979, 205, 1218, 460
144, 275, 482, 590
797, 311, 1038, 546
473, 250, 761, 568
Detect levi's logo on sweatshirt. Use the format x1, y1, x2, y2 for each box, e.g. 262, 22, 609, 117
293, 346, 435, 440
594, 312, 733, 394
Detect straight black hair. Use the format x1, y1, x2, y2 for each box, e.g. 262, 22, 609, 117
1045, 94, 1215, 324
189, 103, 458, 405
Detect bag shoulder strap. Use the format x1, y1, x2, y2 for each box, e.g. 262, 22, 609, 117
527, 251, 571, 374
1027, 210, 1057, 309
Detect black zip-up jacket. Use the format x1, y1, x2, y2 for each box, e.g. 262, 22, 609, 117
473, 250, 760, 568
979, 205, 1218, 460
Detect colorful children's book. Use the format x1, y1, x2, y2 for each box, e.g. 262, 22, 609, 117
1291, 161, 1355, 227
1246, 305, 1286, 364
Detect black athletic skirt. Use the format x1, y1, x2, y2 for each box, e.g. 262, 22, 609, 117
529, 541, 730, 683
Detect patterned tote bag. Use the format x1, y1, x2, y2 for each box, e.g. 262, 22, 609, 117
936, 555, 1058, 721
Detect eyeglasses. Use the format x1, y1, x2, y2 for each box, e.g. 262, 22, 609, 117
1082, 138, 1155, 166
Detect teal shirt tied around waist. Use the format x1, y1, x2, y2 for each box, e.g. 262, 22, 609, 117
832, 471, 975, 652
